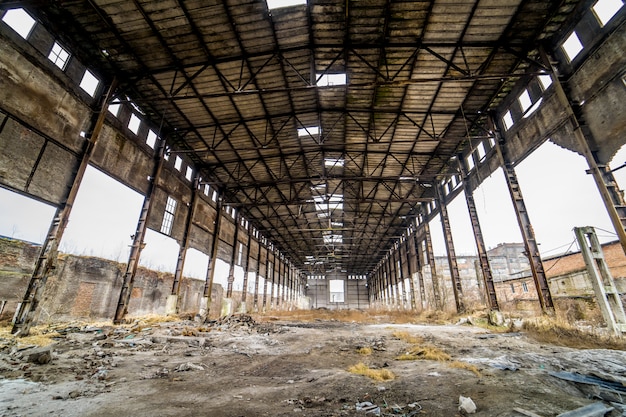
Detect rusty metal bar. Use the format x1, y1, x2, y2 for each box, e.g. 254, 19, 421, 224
226, 213, 241, 298
436, 185, 465, 313
491, 114, 554, 313
459, 157, 499, 311
13, 79, 118, 335
169, 177, 200, 313
422, 204, 442, 311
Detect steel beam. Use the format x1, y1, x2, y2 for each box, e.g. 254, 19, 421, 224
13, 79, 117, 335
436, 186, 465, 313
491, 114, 554, 313
459, 158, 499, 311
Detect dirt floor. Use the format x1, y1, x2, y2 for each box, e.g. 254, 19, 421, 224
1, 312, 625, 417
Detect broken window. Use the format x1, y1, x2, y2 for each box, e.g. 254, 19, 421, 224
79, 69, 100, 97
592, 0, 623, 27
161, 196, 177, 235
108, 101, 121, 117
146, 130, 157, 149
2, 8, 35, 39
316, 73, 347, 87
48, 41, 70, 70
538, 74, 553, 91
562, 31, 584, 62
518, 89, 532, 113
298, 126, 320, 138
502, 110, 514, 130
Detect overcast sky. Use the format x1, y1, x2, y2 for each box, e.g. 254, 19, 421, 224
1, 140, 625, 277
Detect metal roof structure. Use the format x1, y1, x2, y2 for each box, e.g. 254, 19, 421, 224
28, 0, 577, 274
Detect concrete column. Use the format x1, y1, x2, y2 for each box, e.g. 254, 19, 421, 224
412, 221, 427, 310
13, 79, 118, 335
269, 250, 276, 308
492, 114, 554, 313
436, 185, 465, 313
276, 255, 283, 308
404, 234, 417, 310
459, 156, 499, 311
262, 249, 270, 310
168, 177, 200, 315
240, 227, 253, 312
253, 238, 262, 310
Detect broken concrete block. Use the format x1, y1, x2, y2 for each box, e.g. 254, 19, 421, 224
26, 346, 52, 364
556, 402, 614, 417
488, 310, 505, 326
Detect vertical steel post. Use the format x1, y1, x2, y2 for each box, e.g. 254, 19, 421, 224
539, 47, 626, 256
169, 177, 200, 313
203, 192, 224, 309
422, 205, 442, 310
269, 250, 276, 308
113, 136, 165, 324
241, 227, 253, 305
226, 213, 241, 298
491, 114, 555, 313
404, 233, 417, 310
412, 221, 427, 310
13, 79, 118, 335
262, 248, 270, 310
253, 239, 262, 310
395, 245, 407, 308
436, 186, 465, 313
459, 157, 500, 311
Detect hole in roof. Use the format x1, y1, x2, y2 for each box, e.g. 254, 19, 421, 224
592, 0, 623, 27
79, 69, 100, 97
324, 158, 344, 168
316, 73, 347, 87
562, 31, 584, 62
267, 0, 306, 9
298, 126, 320, 137
2, 8, 35, 39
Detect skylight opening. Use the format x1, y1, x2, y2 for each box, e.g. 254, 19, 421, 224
48, 41, 70, 70
128, 113, 141, 135
518, 89, 532, 113
592, 0, 623, 27
324, 158, 344, 168
298, 126, 320, 137
562, 31, 584, 62
502, 110, 514, 130
316, 73, 347, 87
79, 69, 100, 97
146, 130, 157, 149
267, 0, 306, 10
538, 74, 553, 90
2, 8, 36, 39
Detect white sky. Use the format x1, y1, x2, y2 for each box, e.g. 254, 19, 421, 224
1, 140, 626, 276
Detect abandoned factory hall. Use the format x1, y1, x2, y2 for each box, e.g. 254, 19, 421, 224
1, 0, 626, 416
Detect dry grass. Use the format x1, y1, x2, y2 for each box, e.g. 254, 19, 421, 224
0, 325, 60, 348
347, 362, 395, 381
395, 345, 451, 362
449, 360, 482, 377
357, 346, 373, 356
522, 316, 626, 350
392, 331, 423, 344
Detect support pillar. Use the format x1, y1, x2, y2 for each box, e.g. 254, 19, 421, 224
404, 233, 417, 310
240, 227, 253, 312
167, 177, 200, 315
491, 114, 554, 313
253, 239, 262, 310
421, 207, 442, 310
269, 251, 276, 308
226, 214, 241, 299
395, 245, 407, 308
13, 79, 118, 335
200, 192, 224, 318
113, 138, 165, 324
262, 250, 270, 310
436, 187, 465, 313
459, 157, 500, 311
276, 255, 283, 308
412, 222, 427, 310
384, 255, 394, 306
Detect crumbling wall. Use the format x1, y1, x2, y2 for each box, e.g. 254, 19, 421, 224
0, 237, 222, 322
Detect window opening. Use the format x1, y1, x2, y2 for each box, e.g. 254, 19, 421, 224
522, 282, 529, 292
502, 110, 514, 130
329, 280, 345, 303
128, 113, 141, 135
48, 41, 70, 70
146, 130, 157, 149
2, 8, 36, 39
324, 158, 344, 168
238, 243, 244, 265
562, 31, 584, 62
518, 90, 532, 113
510, 283, 516, 293
466, 154, 475, 171
477, 142, 486, 160
108, 101, 121, 117
161, 196, 177, 235
298, 126, 320, 137
592, 0, 623, 26
79, 69, 100, 97
538, 74, 553, 90
185, 166, 193, 182
174, 155, 183, 171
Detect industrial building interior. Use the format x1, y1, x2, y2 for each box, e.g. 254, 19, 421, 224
1, 0, 626, 416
